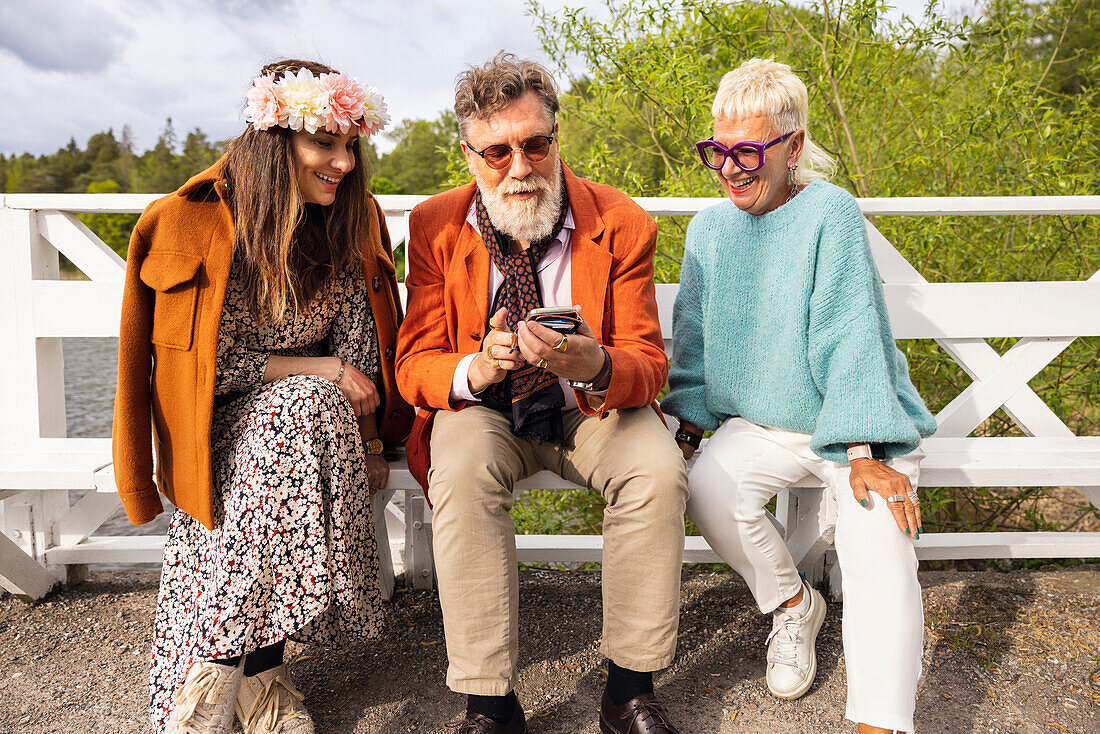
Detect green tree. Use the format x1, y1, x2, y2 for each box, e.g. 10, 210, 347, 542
530, 0, 1100, 533
77, 179, 139, 257
179, 128, 223, 181
135, 118, 185, 192
373, 111, 460, 194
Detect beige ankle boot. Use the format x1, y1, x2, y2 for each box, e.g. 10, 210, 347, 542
235, 664, 315, 734
164, 660, 243, 734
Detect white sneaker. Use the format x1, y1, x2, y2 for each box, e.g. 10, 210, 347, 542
235, 664, 315, 734
164, 660, 244, 734
765, 585, 826, 700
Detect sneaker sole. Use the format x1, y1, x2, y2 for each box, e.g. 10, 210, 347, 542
766, 587, 827, 700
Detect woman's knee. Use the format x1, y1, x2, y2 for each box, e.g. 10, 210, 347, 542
835, 516, 918, 583
266, 375, 344, 421
688, 454, 770, 526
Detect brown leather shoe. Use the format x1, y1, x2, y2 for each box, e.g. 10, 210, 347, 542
446, 699, 527, 734
599, 691, 680, 734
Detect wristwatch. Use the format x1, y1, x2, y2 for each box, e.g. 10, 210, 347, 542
846, 443, 886, 462
365, 438, 384, 456
568, 348, 612, 392
675, 428, 702, 449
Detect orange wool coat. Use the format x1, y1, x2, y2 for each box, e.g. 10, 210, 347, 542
113, 160, 413, 530
395, 165, 667, 495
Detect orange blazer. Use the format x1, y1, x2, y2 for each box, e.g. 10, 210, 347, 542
395, 165, 667, 495
113, 160, 413, 530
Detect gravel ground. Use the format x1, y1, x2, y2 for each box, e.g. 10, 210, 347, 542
0, 565, 1097, 733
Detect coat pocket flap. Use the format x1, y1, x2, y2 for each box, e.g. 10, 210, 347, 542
139, 251, 203, 291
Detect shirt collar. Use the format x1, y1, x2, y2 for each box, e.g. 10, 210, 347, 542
465, 199, 574, 271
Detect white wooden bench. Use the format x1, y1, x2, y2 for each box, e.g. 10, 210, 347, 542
2, 193, 1100, 602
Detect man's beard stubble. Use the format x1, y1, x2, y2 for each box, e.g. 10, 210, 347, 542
475, 161, 563, 244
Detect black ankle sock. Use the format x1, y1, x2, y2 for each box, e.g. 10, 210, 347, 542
210, 655, 241, 668
244, 640, 286, 677
606, 661, 653, 706
466, 691, 517, 723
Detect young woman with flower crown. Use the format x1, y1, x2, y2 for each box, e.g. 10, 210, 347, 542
112, 59, 411, 734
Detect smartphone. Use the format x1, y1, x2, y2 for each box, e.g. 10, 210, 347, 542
527, 306, 582, 334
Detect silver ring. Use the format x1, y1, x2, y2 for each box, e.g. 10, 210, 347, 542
907, 491, 919, 502
886, 494, 906, 503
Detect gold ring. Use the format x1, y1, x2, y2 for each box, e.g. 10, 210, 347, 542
488, 321, 502, 332
535, 358, 549, 369
492, 357, 501, 370
552, 334, 569, 353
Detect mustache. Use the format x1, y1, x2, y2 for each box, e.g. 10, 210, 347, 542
497, 174, 551, 196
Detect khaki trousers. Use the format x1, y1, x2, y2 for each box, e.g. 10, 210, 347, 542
429, 405, 688, 695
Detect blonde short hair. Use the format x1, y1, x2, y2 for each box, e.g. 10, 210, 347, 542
712, 58, 836, 184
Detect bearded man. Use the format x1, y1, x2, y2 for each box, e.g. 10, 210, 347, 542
396, 53, 688, 734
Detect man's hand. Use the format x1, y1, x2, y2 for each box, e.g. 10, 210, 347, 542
849, 458, 922, 538
516, 304, 605, 383
467, 307, 525, 394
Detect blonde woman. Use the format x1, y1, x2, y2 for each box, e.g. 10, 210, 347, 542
113, 59, 411, 734
663, 58, 936, 734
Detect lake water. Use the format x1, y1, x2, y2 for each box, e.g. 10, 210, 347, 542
64, 337, 172, 540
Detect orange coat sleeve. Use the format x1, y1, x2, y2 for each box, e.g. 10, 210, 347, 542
581, 213, 668, 414
395, 206, 468, 411
111, 222, 165, 525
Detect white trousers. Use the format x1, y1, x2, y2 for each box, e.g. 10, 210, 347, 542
687, 418, 924, 733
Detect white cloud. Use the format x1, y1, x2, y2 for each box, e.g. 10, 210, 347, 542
0, 0, 133, 73
0, 0, 953, 157
0, 0, 587, 156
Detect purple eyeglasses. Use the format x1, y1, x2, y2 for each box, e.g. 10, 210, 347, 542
695, 130, 798, 172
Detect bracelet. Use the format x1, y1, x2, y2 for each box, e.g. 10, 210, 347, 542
332, 360, 346, 386
675, 428, 702, 449
567, 348, 612, 392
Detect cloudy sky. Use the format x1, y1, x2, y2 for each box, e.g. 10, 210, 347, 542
1, 0, 940, 157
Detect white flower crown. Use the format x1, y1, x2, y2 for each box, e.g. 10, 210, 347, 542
244, 67, 389, 137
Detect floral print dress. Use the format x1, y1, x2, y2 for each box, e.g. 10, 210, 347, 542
148, 260, 383, 732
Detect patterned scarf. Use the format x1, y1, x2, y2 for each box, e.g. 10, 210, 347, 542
475, 173, 570, 444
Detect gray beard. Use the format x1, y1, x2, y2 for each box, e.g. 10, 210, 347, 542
475, 162, 563, 244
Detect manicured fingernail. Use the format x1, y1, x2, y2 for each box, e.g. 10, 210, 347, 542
914, 531, 920, 539
918, 525, 924, 534
859, 498, 868, 507
905, 527, 910, 535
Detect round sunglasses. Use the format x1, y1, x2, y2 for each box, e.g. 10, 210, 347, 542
466, 129, 557, 170
695, 130, 798, 172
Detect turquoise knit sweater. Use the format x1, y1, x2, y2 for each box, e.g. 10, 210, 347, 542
662, 180, 936, 464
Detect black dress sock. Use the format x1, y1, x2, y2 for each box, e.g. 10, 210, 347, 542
606, 660, 654, 706
210, 655, 241, 668
467, 691, 517, 723
244, 640, 287, 677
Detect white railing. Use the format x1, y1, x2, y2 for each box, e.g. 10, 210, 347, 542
1, 192, 1099, 601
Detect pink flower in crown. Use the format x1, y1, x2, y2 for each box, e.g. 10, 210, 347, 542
354, 86, 390, 137
243, 73, 283, 131
319, 73, 366, 134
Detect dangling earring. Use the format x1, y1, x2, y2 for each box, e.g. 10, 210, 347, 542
787, 163, 797, 186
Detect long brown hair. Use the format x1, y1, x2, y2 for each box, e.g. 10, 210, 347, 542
224, 58, 371, 323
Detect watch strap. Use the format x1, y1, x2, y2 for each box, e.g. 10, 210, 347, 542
846, 443, 875, 462
675, 428, 702, 449
568, 347, 612, 392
